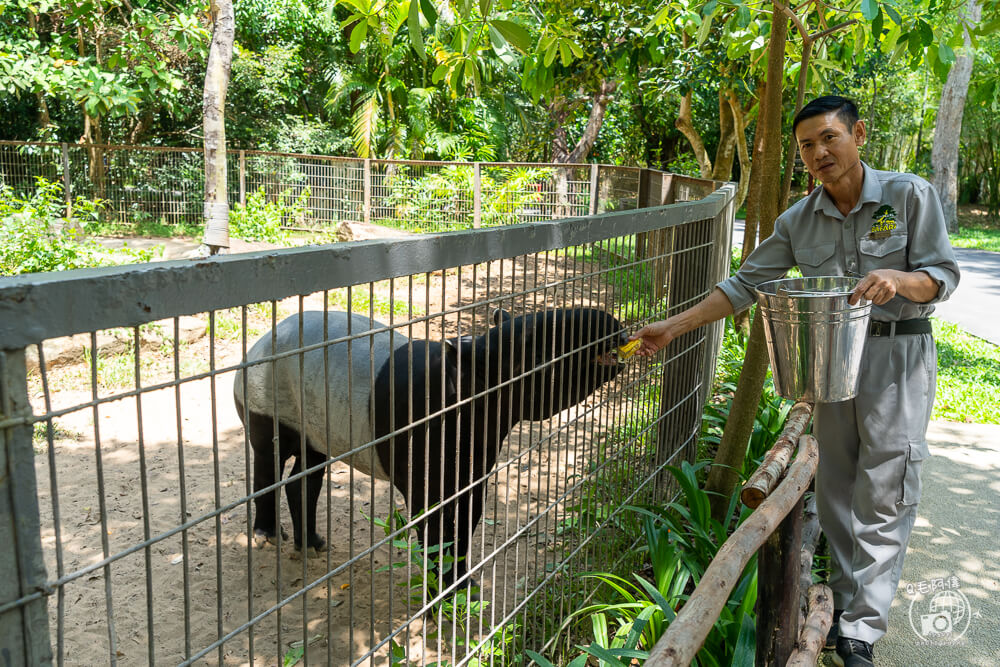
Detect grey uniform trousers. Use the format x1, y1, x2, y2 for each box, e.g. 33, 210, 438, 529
813, 330, 936, 644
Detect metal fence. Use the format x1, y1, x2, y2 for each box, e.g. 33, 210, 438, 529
0, 142, 647, 233
0, 169, 735, 666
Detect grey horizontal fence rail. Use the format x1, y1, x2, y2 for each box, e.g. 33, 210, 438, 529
0, 141, 647, 232
1, 172, 734, 665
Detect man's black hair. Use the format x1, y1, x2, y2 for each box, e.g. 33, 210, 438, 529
792, 96, 860, 137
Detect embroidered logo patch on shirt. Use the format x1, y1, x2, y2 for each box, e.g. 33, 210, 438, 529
869, 204, 898, 239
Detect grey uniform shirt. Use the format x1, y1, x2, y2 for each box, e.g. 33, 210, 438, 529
718, 162, 960, 321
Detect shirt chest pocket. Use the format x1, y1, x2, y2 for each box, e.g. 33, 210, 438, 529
858, 234, 908, 272
793, 242, 837, 274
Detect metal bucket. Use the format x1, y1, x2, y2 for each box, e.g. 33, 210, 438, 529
756, 276, 872, 402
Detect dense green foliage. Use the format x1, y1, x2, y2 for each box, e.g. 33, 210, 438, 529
0, 177, 157, 274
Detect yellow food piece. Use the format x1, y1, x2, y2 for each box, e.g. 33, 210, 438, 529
617, 338, 641, 361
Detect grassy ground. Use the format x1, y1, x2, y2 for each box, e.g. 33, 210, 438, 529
932, 317, 1000, 424
950, 204, 1000, 252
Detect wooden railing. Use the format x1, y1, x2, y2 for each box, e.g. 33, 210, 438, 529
646, 402, 835, 667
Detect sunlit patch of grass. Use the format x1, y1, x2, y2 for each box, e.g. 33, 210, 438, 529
949, 226, 1000, 252
932, 317, 1000, 424
327, 285, 423, 320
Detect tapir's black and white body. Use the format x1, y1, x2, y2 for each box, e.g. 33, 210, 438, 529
234, 307, 627, 583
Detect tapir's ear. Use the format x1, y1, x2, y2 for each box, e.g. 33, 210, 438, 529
492, 308, 511, 325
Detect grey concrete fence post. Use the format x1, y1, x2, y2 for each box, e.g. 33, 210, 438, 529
589, 163, 599, 216
239, 149, 246, 206
60, 143, 71, 219
363, 158, 372, 225
473, 162, 482, 228
0, 349, 52, 665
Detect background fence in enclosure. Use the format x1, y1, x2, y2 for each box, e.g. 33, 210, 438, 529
0, 168, 734, 666
0, 141, 648, 232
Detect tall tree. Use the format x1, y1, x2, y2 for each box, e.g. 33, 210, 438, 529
202, 0, 235, 252
931, 0, 982, 233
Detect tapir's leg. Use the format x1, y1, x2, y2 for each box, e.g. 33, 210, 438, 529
248, 411, 292, 544
285, 445, 328, 553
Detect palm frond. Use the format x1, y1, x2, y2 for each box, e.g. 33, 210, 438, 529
352, 91, 381, 158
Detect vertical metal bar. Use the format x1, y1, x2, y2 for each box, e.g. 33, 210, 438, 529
172, 319, 192, 660
87, 333, 119, 665
240, 305, 256, 666
132, 329, 156, 666
363, 158, 372, 225
208, 314, 224, 666
588, 163, 599, 216
37, 347, 66, 667
473, 162, 482, 229
0, 348, 52, 665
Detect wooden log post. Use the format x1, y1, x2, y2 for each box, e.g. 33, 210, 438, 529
756, 491, 803, 667
785, 584, 834, 667
741, 401, 814, 508
799, 493, 821, 622
645, 435, 819, 666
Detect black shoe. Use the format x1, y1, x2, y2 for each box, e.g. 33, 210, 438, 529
832, 637, 874, 667
825, 609, 843, 650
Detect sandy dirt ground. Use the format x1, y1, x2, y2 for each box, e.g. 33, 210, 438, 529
27, 243, 659, 666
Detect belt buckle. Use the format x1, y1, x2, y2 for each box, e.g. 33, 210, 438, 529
871, 321, 889, 337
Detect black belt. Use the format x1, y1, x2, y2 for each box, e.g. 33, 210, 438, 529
868, 318, 932, 337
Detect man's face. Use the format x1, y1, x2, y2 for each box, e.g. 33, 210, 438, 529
795, 111, 866, 186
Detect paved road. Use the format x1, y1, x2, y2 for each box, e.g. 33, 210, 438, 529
731, 219, 999, 345
818, 421, 1000, 667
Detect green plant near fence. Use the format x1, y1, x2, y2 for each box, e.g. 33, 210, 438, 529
0, 177, 158, 275
378, 165, 556, 230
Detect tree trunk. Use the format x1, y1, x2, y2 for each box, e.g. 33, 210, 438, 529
780, 38, 814, 210
726, 89, 753, 211
676, 90, 713, 178
931, 0, 981, 234
712, 88, 737, 182
550, 79, 618, 164
705, 4, 788, 524
202, 0, 235, 252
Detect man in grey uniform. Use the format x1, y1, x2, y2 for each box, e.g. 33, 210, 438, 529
631, 96, 960, 667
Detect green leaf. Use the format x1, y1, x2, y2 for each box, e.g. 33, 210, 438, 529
407, 0, 425, 61
938, 43, 955, 65
558, 40, 572, 66
524, 650, 557, 667
489, 19, 531, 53
730, 612, 756, 667
884, 4, 901, 25
918, 19, 933, 47
871, 8, 883, 38
580, 643, 629, 667
543, 41, 559, 67
419, 0, 437, 25
860, 0, 878, 21
349, 21, 367, 53
736, 5, 751, 28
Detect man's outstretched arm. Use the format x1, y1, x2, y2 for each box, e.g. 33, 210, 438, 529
630, 288, 735, 356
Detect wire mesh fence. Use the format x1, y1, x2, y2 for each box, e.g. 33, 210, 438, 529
0, 179, 735, 666
0, 142, 644, 233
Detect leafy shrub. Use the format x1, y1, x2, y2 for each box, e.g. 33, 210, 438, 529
229, 186, 311, 243
1, 177, 157, 275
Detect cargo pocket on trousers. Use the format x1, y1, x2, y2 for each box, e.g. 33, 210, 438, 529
899, 441, 930, 506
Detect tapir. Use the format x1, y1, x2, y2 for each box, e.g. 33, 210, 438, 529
233, 307, 628, 584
